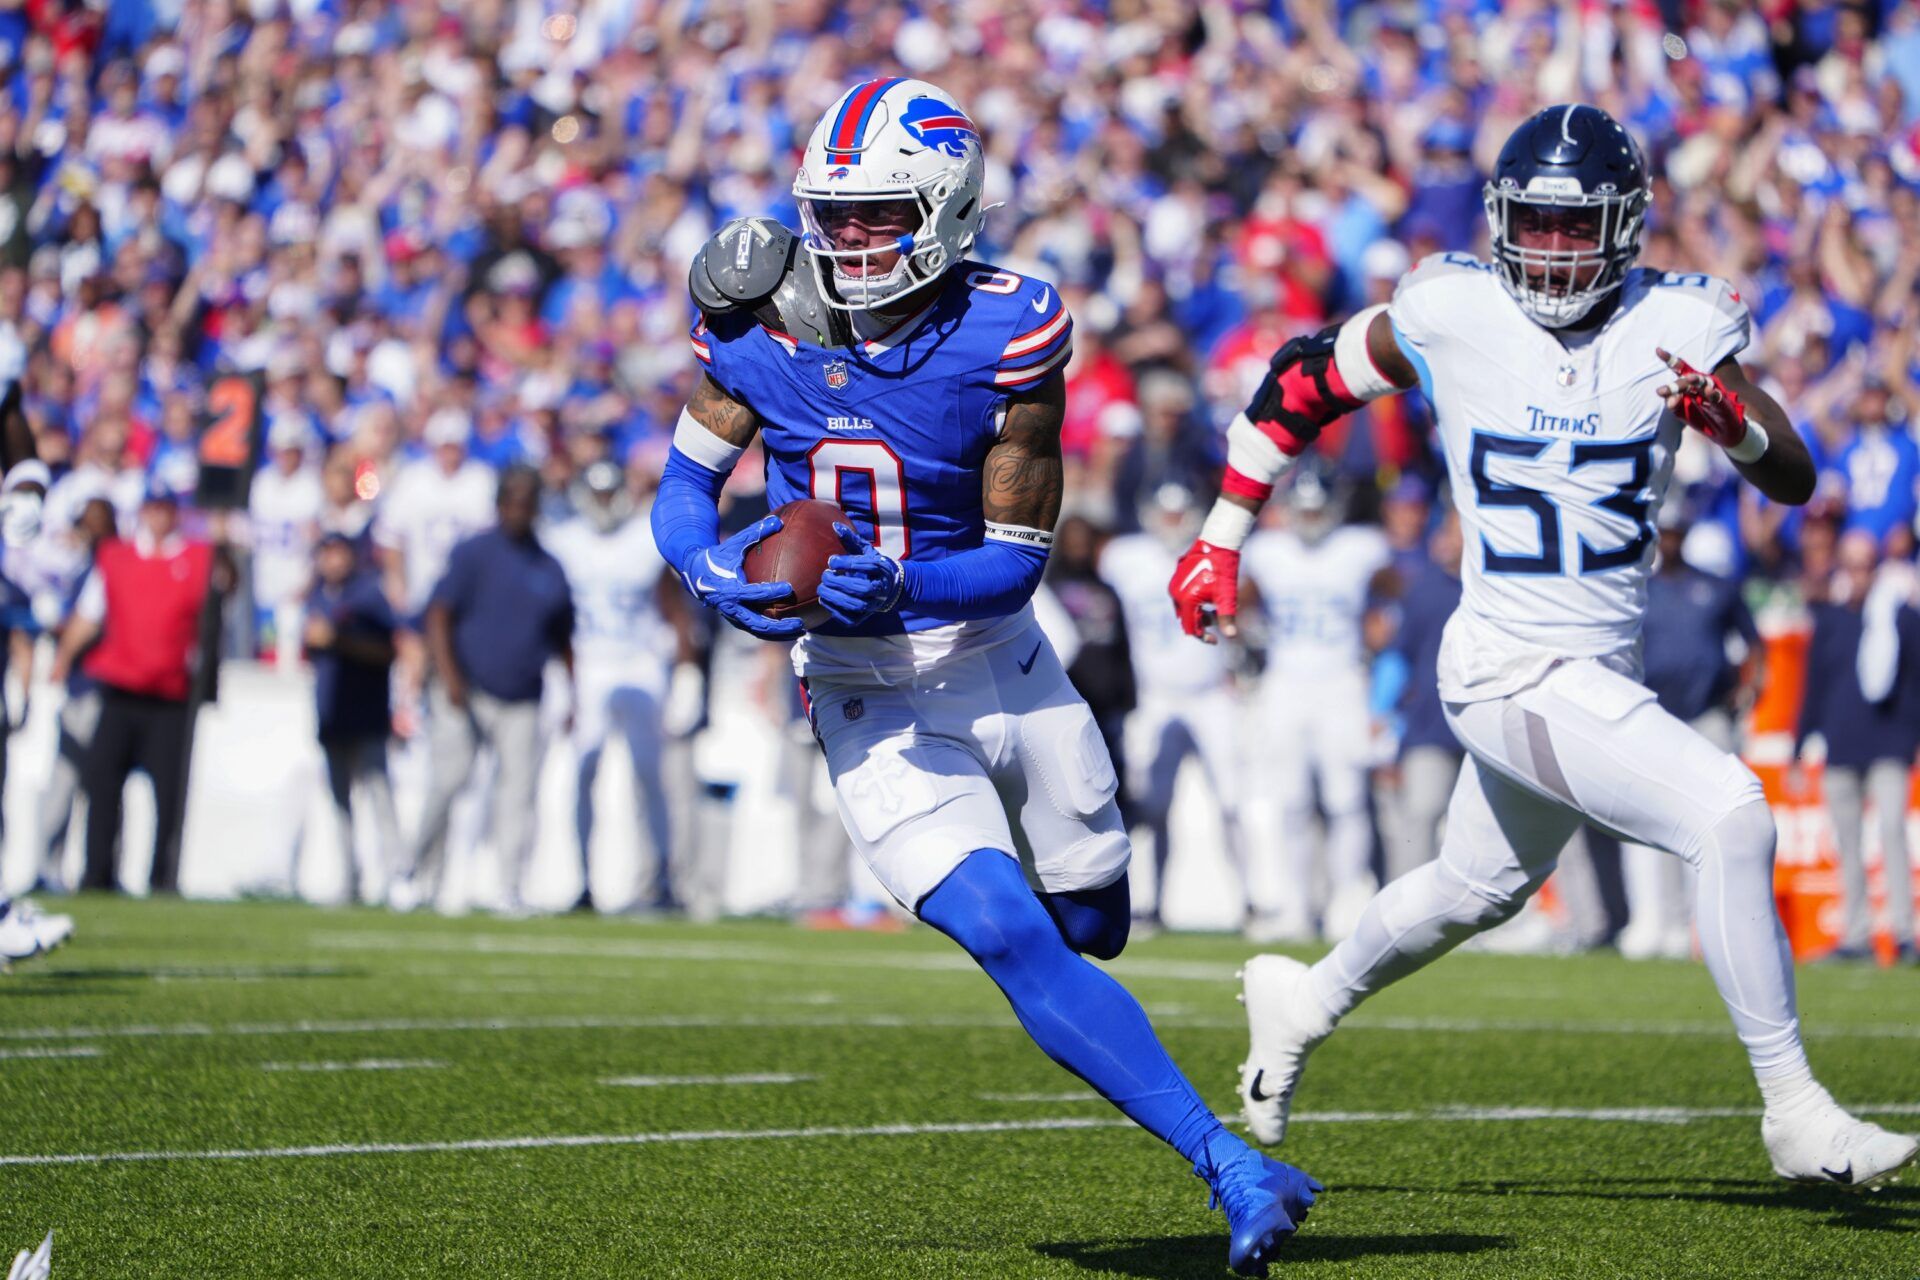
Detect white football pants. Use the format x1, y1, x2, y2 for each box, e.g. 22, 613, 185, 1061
1307, 656, 1810, 1088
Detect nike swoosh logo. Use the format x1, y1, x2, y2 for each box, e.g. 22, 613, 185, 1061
1248, 1070, 1272, 1102
703, 550, 737, 580
1821, 1163, 1854, 1184
1175, 560, 1212, 592
1017, 641, 1042, 675
1032, 287, 1051, 314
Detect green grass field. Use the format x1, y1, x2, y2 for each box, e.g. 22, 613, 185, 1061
1, 897, 1916, 1278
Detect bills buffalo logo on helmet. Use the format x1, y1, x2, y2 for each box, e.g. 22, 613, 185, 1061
898, 97, 977, 159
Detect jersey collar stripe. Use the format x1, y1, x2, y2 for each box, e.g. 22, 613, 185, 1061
993, 343, 1071, 386
828, 78, 902, 164
760, 325, 798, 355
1003, 310, 1069, 358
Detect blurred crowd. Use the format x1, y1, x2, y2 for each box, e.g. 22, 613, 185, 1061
2, 0, 1919, 951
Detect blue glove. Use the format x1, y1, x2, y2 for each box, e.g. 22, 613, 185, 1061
680, 513, 805, 641
818, 522, 905, 626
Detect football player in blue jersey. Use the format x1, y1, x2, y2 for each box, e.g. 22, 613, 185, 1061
651, 78, 1318, 1275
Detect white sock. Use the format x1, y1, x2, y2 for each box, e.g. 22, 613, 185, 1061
1692, 800, 1819, 1102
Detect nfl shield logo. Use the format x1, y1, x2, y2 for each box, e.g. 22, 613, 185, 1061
824, 359, 850, 390
1556, 363, 1578, 388
843, 697, 864, 721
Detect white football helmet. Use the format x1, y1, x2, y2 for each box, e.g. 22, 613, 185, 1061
793, 78, 986, 312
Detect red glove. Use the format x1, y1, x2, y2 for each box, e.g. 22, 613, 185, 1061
1170, 540, 1241, 643
1655, 347, 1748, 449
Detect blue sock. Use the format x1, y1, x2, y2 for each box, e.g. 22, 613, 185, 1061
919, 850, 1242, 1167
1039, 876, 1131, 959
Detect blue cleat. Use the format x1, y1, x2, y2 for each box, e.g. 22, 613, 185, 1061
1195, 1136, 1323, 1277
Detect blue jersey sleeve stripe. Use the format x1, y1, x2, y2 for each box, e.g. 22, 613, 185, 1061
993, 341, 1072, 387
997, 328, 1069, 371
1002, 308, 1070, 360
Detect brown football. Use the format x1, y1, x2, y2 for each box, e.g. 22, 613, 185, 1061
742, 498, 848, 630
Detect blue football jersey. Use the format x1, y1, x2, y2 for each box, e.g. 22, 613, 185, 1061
692, 260, 1072, 637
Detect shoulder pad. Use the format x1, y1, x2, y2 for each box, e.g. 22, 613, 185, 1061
688, 216, 848, 348
690, 217, 798, 314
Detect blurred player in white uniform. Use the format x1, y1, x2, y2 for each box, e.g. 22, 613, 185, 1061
545, 460, 687, 912
374, 408, 496, 713
375, 409, 497, 621
1240, 464, 1390, 942
247, 415, 324, 662
1100, 484, 1244, 927
1171, 105, 1916, 1188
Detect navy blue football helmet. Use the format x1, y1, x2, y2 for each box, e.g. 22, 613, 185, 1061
1484, 104, 1649, 328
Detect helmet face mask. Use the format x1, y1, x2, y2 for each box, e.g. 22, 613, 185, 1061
1484, 105, 1649, 329
797, 191, 940, 310
794, 79, 986, 314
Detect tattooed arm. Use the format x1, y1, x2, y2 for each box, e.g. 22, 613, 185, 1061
652, 371, 803, 641
982, 374, 1067, 535
686, 372, 760, 448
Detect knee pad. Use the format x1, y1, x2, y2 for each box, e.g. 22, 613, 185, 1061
1042, 876, 1132, 960
1694, 798, 1776, 874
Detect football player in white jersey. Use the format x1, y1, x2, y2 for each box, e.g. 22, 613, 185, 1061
247, 415, 324, 660
1170, 105, 1916, 1188
545, 460, 688, 912
1240, 463, 1391, 943
1100, 484, 1245, 927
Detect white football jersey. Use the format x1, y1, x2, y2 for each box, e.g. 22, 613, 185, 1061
1100, 532, 1227, 696
248, 465, 324, 607
544, 510, 675, 673
1242, 524, 1390, 683
373, 458, 497, 613
1388, 254, 1750, 701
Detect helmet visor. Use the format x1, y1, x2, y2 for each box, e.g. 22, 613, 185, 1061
798, 193, 932, 308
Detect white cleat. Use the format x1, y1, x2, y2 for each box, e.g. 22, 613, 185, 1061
0, 899, 71, 970
6, 1229, 50, 1280
1763, 1086, 1920, 1190
1236, 954, 1334, 1146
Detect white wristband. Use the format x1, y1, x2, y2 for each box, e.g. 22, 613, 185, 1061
1724, 421, 1769, 465
1333, 304, 1397, 401
1199, 499, 1257, 550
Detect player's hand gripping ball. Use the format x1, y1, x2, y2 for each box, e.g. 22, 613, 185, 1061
818, 522, 905, 627
1654, 347, 1749, 451
1169, 538, 1241, 644
682, 513, 806, 640
741, 498, 852, 632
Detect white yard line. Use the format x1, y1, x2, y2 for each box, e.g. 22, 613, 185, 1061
0, 1013, 1036, 1043
0, 1045, 101, 1061
259, 1059, 447, 1073
0, 1117, 1132, 1168
979, 1091, 1101, 1103
601, 1073, 812, 1088
8, 1104, 1920, 1169
3, 1009, 1914, 1044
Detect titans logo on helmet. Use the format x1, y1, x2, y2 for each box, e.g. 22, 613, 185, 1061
899, 97, 978, 159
